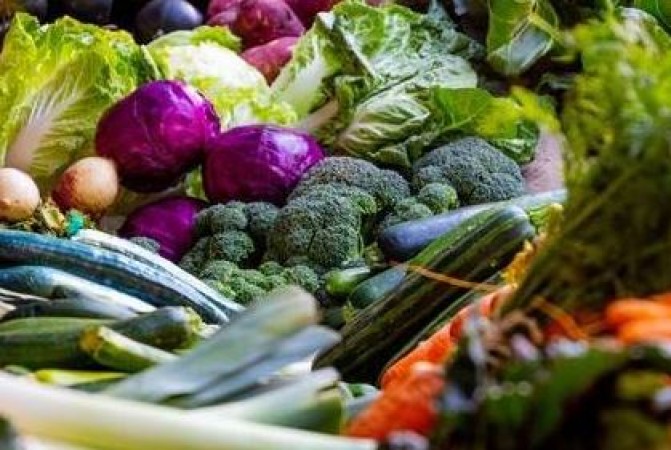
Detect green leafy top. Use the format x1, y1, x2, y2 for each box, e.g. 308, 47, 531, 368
505, 9, 671, 313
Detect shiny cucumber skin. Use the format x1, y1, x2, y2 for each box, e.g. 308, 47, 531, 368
0, 230, 232, 324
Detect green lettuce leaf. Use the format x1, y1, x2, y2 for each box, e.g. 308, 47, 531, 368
273, 1, 537, 167
0, 13, 151, 189
147, 26, 296, 127
486, 0, 560, 77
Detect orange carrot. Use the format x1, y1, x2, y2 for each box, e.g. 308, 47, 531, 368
618, 319, 671, 344
381, 323, 454, 389
346, 363, 445, 441
605, 299, 671, 328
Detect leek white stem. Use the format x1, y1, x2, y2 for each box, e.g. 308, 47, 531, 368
0, 373, 377, 450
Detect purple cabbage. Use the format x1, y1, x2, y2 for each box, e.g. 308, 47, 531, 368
96, 80, 219, 193
202, 125, 325, 205
119, 196, 206, 262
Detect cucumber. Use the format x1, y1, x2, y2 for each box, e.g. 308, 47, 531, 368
378, 189, 565, 262
315, 206, 536, 383
0, 307, 202, 369
325, 266, 374, 299
2, 296, 138, 322
0, 230, 238, 323
80, 326, 178, 373
347, 266, 408, 310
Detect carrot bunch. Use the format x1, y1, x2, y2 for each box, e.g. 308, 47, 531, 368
605, 294, 671, 344
344, 286, 513, 443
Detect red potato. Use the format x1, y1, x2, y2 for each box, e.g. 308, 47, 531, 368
207, 0, 304, 49
242, 36, 298, 82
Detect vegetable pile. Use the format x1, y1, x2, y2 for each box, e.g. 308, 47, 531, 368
4, 0, 671, 449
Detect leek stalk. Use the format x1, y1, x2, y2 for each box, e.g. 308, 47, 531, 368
0, 373, 377, 450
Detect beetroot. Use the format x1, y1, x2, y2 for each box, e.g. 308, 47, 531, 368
207, 0, 304, 49
241, 36, 298, 83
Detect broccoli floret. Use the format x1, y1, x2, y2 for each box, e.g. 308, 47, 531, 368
284, 265, 321, 293
267, 190, 367, 269
413, 137, 526, 205
197, 259, 320, 305
207, 231, 256, 265
416, 183, 459, 214
199, 260, 239, 280
179, 238, 209, 274
244, 202, 279, 242
258, 261, 285, 276
290, 157, 410, 209
226, 277, 268, 305
196, 203, 248, 236
379, 198, 434, 231
128, 236, 161, 254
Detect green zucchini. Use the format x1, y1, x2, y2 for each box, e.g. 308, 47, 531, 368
2, 296, 138, 321
315, 206, 536, 383
325, 266, 374, 300
0, 230, 239, 323
378, 189, 565, 262
347, 265, 408, 310
0, 317, 111, 334
0, 307, 202, 369
80, 326, 178, 373
381, 274, 502, 376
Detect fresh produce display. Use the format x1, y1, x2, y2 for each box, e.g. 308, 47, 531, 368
5, 0, 671, 449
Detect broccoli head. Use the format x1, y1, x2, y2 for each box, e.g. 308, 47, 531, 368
416, 183, 459, 214
183, 201, 281, 272
290, 157, 411, 210
413, 137, 526, 205
378, 197, 434, 232
267, 185, 376, 270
